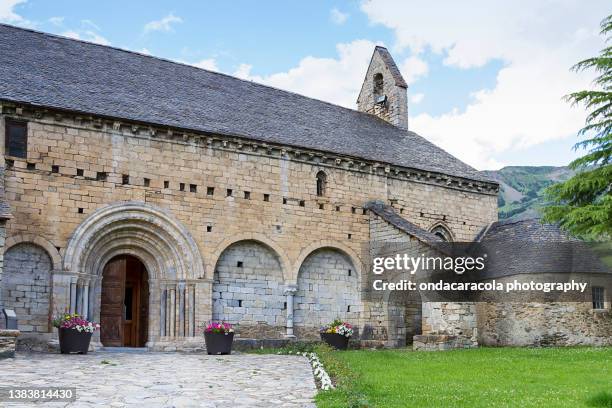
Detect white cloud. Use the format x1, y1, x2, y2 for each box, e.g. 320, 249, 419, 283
410, 93, 424, 104
189, 58, 219, 72
0, 0, 31, 26
400, 56, 428, 85
330, 8, 349, 25
81, 19, 100, 31
61, 30, 110, 46
138, 48, 151, 55
361, 0, 609, 169
235, 39, 379, 108
48, 16, 64, 26
233, 63, 253, 79
144, 13, 182, 33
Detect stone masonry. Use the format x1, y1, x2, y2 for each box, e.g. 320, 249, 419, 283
1, 243, 52, 332
477, 302, 612, 347
0, 107, 497, 349
367, 210, 479, 349
357, 46, 409, 130
213, 241, 286, 338
0, 329, 19, 358
294, 248, 360, 339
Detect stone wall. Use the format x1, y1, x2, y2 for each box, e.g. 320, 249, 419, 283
477, 302, 612, 346
366, 213, 416, 346
368, 213, 480, 349
0, 106, 497, 347
419, 302, 478, 346
1, 109, 495, 266
0, 243, 51, 332
0, 219, 5, 311
387, 289, 422, 347
0, 329, 19, 358
294, 248, 360, 339
213, 241, 286, 338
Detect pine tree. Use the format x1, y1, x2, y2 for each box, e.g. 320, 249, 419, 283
542, 14, 612, 238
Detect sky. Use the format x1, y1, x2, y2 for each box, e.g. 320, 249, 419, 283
0, 0, 609, 170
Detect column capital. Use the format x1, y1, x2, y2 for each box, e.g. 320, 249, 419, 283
284, 285, 298, 295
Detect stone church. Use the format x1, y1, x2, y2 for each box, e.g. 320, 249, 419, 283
0, 24, 609, 352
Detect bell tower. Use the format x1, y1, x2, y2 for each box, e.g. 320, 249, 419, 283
357, 46, 408, 130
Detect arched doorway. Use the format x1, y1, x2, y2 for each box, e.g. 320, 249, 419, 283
100, 255, 149, 347
62, 202, 206, 349
388, 289, 422, 346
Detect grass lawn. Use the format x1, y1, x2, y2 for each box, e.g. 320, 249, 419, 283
316, 347, 612, 408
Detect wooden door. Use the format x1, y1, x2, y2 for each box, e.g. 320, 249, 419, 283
123, 256, 143, 347
100, 257, 125, 346
139, 272, 149, 346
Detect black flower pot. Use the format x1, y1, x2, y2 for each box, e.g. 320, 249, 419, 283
204, 332, 234, 355
58, 328, 93, 354
320, 333, 350, 350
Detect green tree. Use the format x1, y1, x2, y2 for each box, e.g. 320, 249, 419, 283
542, 14, 612, 238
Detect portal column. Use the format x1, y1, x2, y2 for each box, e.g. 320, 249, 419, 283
82, 281, 89, 320
284, 285, 297, 338
69, 277, 77, 314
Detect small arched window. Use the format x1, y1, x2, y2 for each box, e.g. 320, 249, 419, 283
373, 73, 384, 99
431, 225, 453, 242
316, 171, 327, 197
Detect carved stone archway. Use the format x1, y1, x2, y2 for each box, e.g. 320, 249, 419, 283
59, 201, 207, 350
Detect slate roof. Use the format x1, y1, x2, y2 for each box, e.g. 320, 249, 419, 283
365, 200, 444, 244
0, 24, 493, 183
478, 218, 576, 243
476, 218, 610, 277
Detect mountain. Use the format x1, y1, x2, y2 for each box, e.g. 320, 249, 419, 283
481, 166, 575, 221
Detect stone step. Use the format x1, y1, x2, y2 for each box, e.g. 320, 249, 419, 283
99, 346, 148, 353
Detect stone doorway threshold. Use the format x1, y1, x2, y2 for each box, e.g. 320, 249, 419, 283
100, 346, 148, 353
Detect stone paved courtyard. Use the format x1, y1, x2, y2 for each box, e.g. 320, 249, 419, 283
0, 352, 317, 407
